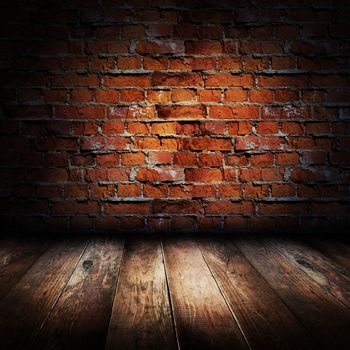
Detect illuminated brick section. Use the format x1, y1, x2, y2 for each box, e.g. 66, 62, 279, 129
0, 0, 350, 232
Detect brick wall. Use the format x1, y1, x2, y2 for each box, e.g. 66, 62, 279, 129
1, 0, 350, 233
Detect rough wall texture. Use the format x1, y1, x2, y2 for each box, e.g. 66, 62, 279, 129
1, 0, 350, 233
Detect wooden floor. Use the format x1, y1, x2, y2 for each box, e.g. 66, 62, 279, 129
0, 235, 350, 350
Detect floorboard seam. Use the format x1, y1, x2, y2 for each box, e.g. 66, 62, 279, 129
160, 236, 181, 350
104, 237, 127, 350
0, 241, 53, 303
30, 239, 91, 348
196, 238, 252, 350
234, 240, 323, 349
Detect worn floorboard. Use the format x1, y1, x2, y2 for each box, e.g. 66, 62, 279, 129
236, 237, 350, 350
106, 237, 176, 350
305, 237, 350, 271
162, 238, 249, 350
0, 237, 50, 300
0, 238, 87, 349
0, 235, 349, 350
198, 238, 317, 350
33, 237, 124, 350
271, 237, 350, 309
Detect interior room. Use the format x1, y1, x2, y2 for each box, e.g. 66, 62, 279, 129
0, 0, 349, 349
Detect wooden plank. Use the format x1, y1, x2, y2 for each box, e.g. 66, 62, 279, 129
236, 238, 350, 350
33, 237, 124, 350
271, 237, 350, 308
106, 237, 176, 350
0, 237, 50, 300
305, 237, 350, 271
162, 237, 248, 350
199, 238, 317, 350
0, 238, 88, 349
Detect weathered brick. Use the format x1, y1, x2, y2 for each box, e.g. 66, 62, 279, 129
136, 168, 184, 182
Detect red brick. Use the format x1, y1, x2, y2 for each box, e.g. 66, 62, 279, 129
103, 122, 124, 135
56, 106, 105, 119
127, 122, 151, 134
173, 153, 197, 166
276, 153, 300, 165
259, 203, 307, 215
180, 137, 232, 151
192, 185, 216, 198
136, 168, 184, 182
143, 56, 168, 70
251, 153, 274, 166
147, 152, 172, 165
223, 169, 238, 182
136, 40, 184, 54
80, 137, 130, 151
147, 90, 170, 103
152, 72, 202, 87
218, 57, 241, 70
224, 90, 248, 102
117, 56, 142, 69
108, 105, 155, 119
121, 152, 145, 165
209, 105, 259, 119
157, 105, 206, 119
235, 136, 284, 151
118, 183, 141, 197
245, 184, 269, 198
90, 185, 115, 199
119, 89, 144, 102
104, 75, 151, 87
176, 122, 200, 135
151, 200, 202, 215
185, 40, 223, 54
171, 89, 197, 102
205, 201, 253, 215
256, 121, 279, 134
96, 90, 119, 103
85, 168, 130, 182
225, 154, 249, 166
259, 75, 308, 87
185, 169, 222, 182
144, 184, 168, 198
70, 89, 93, 102
170, 57, 216, 70
198, 153, 223, 167
227, 121, 253, 135
198, 89, 221, 102
96, 154, 119, 166
152, 122, 176, 134
201, 121, 226, 135
206, 73, 253, 87
250, 89, 273, 103
218, 184, 241, 198
104, 202, 151, 215
272, 184, 296, 197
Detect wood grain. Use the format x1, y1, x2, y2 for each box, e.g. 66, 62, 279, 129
305, 237, 350, 271
0, 239, 87, 349
162, 237, 248, 350
199, 238, 317, 350
0, 237, 49, 300
33, 237, 124, 350
236, 238, 350, 350
106, 237, 177, 350
271, 237, 350, 309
